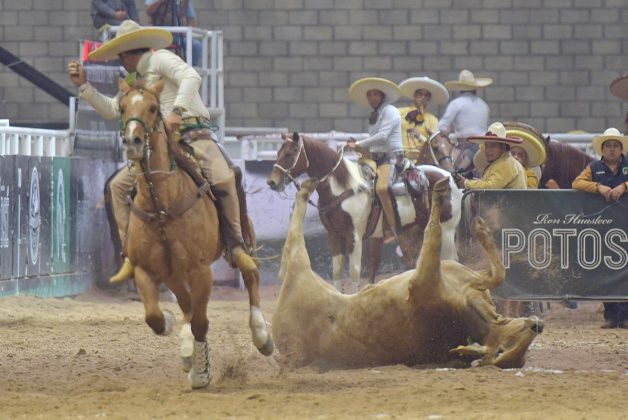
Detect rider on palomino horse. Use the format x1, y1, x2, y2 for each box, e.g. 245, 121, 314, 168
346, 77, 406, 236
67, 20, 258, 282
438, 69, 492, 174
397, 76, 448, 163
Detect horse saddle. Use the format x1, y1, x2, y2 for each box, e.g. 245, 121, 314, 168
391, 162, 429, 197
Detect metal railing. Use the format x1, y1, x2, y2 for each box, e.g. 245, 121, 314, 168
0, 120, 72, 157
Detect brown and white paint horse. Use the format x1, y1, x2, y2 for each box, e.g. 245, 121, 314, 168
267, 132, 462, 293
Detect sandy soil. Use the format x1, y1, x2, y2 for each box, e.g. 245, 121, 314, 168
1, 284, 627, 420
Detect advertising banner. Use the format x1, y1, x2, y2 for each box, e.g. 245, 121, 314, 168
460, 190, 628, 300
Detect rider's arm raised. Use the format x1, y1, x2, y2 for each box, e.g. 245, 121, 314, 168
78, 82, 120, 120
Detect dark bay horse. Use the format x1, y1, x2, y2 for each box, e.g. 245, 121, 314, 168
267, 133, 461, 293
539, 135, 594, 189
118, 78, 272, 389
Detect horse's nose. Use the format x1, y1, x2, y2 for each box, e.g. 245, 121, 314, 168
267, 179, 277, 190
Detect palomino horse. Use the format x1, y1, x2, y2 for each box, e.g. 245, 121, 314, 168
118, 78, 272, 389
267, 133, 461, 293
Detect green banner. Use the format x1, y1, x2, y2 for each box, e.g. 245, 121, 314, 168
51, 158, 71, 274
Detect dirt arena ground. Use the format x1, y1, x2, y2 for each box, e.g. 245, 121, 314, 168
1, 284, 627, 420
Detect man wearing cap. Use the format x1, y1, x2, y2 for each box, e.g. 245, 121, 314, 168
573, 128, 628, 328
346, 77, 404, 235
67, 20, 258, 283
397, 76, 448, 162
438, 69, 492, 172
456, 122, 527, 190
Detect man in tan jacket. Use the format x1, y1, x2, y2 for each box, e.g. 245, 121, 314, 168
68, 20, 257, 282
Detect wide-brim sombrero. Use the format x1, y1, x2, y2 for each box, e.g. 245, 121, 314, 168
609, 74, 628, 101
503, 122, 547, 168
398, 77, 449, 105
88, 20, 173, 61
349, 77, 401, 108
468, 122, 523, 146
445, 69, 493, 91
592, 128, 628, 156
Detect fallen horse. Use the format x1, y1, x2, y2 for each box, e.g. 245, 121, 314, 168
272, 177, 543, 369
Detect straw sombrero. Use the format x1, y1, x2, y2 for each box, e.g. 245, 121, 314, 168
609, 74, 628, 101
349, 77, 401, 108
503, 121, 547, 168
468, 122, 523, 146
88, 20, 173, 61
592, 128, 628, 156
445, 69, 493, 91
398, 77, 449, 105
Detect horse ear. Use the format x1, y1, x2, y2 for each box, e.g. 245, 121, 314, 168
292, 132, 300, 143
119, 77, 131, 94
281, 132, 290, 141
149, 78, 166, 95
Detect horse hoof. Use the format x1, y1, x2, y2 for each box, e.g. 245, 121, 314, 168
257, 335, 274, 356
188, 369, 211, 389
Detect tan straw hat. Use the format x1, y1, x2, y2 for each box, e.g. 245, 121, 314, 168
88, 20, 173, 61
503, 122, 547, 168
349, 77, 401, 108
398, 77, 449, 105
445, 69, 493, 91
468, 122, 523, 146
609, 74, 628, 101
592, 128, 628, 156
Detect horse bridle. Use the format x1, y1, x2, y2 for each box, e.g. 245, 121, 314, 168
273, 135, 310, 189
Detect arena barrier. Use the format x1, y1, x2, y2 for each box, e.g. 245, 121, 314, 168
458, 189, 627, 301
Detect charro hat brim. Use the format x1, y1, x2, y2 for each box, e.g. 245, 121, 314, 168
88, 23, 172, 61
609, 74, 628, 101
502, 122, 547, 168
592, 133, 628, 156
467, 134, 523, 146
349, 77, 401, 108
398, 77, 449, 105
445, 78, 493, 90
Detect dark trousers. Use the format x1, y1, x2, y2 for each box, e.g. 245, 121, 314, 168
604, 302, 628, 322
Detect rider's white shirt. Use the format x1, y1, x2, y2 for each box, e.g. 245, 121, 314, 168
438, 92, 489, 140
358, 103, 403, 155
79, 49, 210, 120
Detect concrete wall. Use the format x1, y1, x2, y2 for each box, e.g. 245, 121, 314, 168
1, 0, 627, 133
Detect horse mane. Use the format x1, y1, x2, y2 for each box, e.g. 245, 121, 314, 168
541, 139, 593, 188
301, 135, 367, 193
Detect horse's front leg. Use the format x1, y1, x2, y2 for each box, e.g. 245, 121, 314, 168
187, 264, 212, 389
348, 232, 363, 294
331, 254, 345, 292
135, 266, 175, 336
165, 274, 194, 373
241, 269, 274, 356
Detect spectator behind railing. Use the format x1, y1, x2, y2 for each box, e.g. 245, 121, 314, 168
145, 0, 202, 67
91, 0, 139, 32
572, 128, 628, 329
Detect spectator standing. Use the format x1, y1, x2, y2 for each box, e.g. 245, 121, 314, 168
91, 0, 139, 31
438, 69, 492, 173
145, 0, 203, 66
397, 77, 448, 162
572, 128, 628, 328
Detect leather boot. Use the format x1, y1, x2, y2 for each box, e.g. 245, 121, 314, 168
232, 246, 258, 274
109, 257, 135, 284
